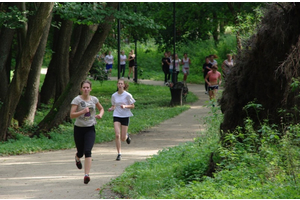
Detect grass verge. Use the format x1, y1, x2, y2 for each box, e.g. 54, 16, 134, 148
106, 105, 300, 199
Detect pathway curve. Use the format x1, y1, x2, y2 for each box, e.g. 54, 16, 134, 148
0, 79, 210, 199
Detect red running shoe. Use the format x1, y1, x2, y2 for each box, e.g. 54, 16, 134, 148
84, 175, 90, 184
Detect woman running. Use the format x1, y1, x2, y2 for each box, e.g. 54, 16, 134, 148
70, 80, 104, 184
128, 50, 135, 80
205, 65, 222, 104
120, 50, 127, 78
108, 78, 136, 161
105, 51, 114, 79
181, 53, 191, 84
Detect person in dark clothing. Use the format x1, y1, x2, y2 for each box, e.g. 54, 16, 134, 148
162, 52, 171, 85
203, 56, 212, 94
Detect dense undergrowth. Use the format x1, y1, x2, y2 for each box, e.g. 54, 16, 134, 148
107, 104, 300, 199
0, 80, 198, 156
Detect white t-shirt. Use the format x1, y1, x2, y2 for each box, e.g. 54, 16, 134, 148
111, 91, 136, 118
105, 54, 114, 64
120, 54, 127, 65
71, 95, 99, 127
209, 59, 217, 66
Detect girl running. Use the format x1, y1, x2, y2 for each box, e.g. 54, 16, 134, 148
108, 78, 136, 161
205, 65, 222, 104
128, 50, 135, 80
70, 80, 104, 184
120, 50, 127, 78
181, 53, 191, 84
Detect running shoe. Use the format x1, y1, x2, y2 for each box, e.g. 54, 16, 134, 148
126, 133, 131, 144
116, 154, 122, 161
84, 175, 90, 184
75, 156, 82, 169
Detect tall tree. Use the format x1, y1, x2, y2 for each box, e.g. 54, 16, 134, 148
36, 2, 119, 134
0, 2, 54, 141
15, 13, 52, 126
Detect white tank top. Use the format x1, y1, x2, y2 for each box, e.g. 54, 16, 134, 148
182, 57, 190, 68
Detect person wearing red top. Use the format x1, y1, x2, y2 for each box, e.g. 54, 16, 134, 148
205, 65, 222, 103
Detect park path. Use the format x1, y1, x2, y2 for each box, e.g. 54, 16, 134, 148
0, 78, 210, 199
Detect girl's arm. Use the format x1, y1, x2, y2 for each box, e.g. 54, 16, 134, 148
95, 102, 104, 119
70, 104, 89, 119
121, 103, 135, 109
218, 74, 222, 85
108, 105, 116, 112
205, 74, 210, 86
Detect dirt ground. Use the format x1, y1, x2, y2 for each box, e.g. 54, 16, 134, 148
0, 78, 210, 199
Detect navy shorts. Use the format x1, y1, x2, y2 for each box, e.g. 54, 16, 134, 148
106, 64, 113, 70
113, 117, 130, 126
208, 85, 219, 91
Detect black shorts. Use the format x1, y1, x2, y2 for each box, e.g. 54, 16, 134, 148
208, 85, 219, 91
113, 117, 130, 126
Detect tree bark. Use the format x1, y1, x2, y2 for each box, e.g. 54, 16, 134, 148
54, 19, 73, 102
36, 2, 118, 134
0, 3, 54, 141
0, 27, 15, 102
40, 15, 61, 105
69, 24, 98, 77
15, 14, 52, 126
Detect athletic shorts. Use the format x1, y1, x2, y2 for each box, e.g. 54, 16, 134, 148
113, 117, 130, 126
182, 67, 190, 75
208, 85, 219, 91
106, 64, 113, 70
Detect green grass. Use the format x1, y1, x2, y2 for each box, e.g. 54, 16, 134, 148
0, 80, 198, 156
107, 106, 300, 199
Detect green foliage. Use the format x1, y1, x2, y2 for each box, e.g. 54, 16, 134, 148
0, 5, 28, 29
0, 80, 198, 156
110, 35, 237, 84
54, 2, 107, 25
108, 104, 300, 199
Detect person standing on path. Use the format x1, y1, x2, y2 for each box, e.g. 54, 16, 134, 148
105, 51, 114, 79
120, 50, 127, 78
181, 53, 191, 84
108, 78, 136, 161
162, 52, 171, 85
70, 80, 105, 184
128, 50, 135, 80
205, 65, 222, 105
202, 56, 212, 94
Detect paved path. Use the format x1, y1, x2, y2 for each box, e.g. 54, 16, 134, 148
0, 79, 210, 199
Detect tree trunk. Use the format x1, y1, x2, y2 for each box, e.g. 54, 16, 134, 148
15, 14, 52, 126
69, 25, 82, 69
0, 3, 54, 141
0, 27, 15, 102
54, 19, 73, 102
36, 2, 118, 134
69, 24, 98, 77
40, 15, 61, 105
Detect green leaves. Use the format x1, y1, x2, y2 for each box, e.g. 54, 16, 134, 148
0, 5, 28, 29
53, 2, 108, 25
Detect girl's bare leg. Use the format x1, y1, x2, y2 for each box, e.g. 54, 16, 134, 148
114, 122, 121, 154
